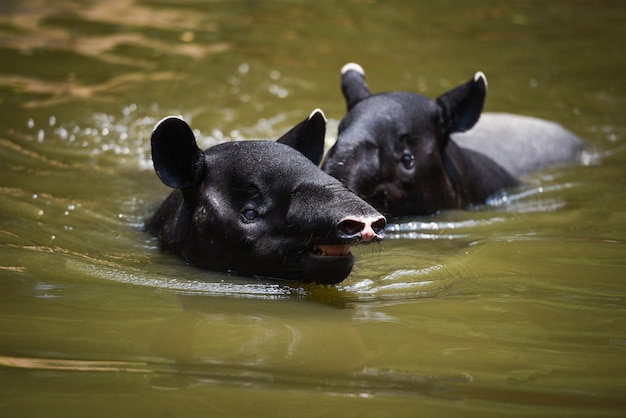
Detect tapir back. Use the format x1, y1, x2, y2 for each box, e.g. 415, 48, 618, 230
452, 113, 585, 177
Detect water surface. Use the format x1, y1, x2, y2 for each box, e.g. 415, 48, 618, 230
1, 1, 625, 417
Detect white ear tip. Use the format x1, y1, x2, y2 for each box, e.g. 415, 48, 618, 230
341, 62, 365, 76
154, 115, 185, 131
309, 108, 327, 122
474, 71, 487, 87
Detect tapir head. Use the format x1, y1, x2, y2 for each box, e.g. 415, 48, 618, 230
147, 110, 386, 284
321, 63, 488, 216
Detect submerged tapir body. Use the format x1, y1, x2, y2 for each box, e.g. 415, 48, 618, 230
147, 110, 386, 284
322, 63, 585, 216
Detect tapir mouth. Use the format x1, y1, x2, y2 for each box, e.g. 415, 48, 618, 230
291, 243, 355, 284
311, 244, 352, 257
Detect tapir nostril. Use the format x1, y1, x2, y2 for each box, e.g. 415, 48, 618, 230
372, 217, 387, 235
338, 219, 365, 238
337, 216, 386, 242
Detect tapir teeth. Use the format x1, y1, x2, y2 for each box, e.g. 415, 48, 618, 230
313, 244, 351, 257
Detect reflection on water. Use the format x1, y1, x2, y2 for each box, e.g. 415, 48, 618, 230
386, 217, 506, 240
1, 0, 626, 416
0, 0, 229, 108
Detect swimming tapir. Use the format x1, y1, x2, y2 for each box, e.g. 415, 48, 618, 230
322, 63, 585, 216
147, 109, 386, 284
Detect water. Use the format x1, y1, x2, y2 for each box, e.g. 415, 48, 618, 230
1, 1, 626, 416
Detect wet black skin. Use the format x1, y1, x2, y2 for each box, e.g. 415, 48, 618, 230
147, 110, 386, 284
322, 64, 584, 217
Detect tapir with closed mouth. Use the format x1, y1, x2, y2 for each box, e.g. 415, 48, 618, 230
322, 63, 585, 216
147, 109, 386, 284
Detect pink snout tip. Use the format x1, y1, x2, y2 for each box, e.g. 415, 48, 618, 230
337, 215, 386, 242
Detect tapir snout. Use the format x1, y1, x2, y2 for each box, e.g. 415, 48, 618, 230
337, 216, 386, 242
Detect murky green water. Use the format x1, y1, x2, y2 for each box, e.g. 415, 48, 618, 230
1, 1, 625, 416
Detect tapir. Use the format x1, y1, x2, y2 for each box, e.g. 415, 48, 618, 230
322, 63, 585, 216
146, 109, 386, 284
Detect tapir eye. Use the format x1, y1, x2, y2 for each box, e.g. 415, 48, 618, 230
241, 208, 258, 222
400, 153, 415, 169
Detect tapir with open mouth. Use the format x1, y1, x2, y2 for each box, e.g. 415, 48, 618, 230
147, 109, 386, 284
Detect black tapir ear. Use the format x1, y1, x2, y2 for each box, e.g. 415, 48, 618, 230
277, 109, 326, 165
436, 71, 487, 135
151, 116, 205, 188
341, 63, 372, 110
